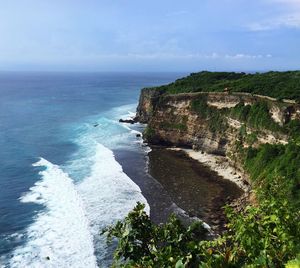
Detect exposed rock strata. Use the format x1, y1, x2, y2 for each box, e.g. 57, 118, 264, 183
136, 89, 300, 185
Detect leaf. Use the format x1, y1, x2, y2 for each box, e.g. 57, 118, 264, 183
175, 259, 185, 268
270, 215, 278, 222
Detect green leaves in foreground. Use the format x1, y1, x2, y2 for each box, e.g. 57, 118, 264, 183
102, 202, 207, 267
220, 198, 300, 267
103, 199, 300, 268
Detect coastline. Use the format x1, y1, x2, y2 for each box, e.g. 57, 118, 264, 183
118, 115, 248, 233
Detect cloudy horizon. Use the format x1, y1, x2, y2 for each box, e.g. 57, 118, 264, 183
0, 0, 299, 72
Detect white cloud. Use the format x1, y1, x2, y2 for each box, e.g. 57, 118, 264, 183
248, 13, 300, 31
270, 0, 300, 7
248, 0, 300, 31
89, 52, 272, 61
225, 54, 272, 59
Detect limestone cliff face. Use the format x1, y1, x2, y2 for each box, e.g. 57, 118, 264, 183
142, 93, 230, 155
137, 89, 299, 164
136, 88, 164, 123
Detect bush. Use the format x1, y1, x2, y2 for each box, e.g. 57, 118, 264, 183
102, 203, 207, 267
104, 137, 300, 267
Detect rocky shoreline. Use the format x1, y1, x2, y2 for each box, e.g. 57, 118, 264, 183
118, 114, 251, 233
148, 147, 248, 232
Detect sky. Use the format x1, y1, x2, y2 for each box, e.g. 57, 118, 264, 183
0, 0, 299, 72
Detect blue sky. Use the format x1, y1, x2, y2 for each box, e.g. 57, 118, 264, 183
0, 0, 299, 72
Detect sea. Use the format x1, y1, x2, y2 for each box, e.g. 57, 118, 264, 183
0, 72, 184, 267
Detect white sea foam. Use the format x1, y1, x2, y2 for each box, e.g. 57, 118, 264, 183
76, 143, 149, 265
10, 158, 97, 268
130, 129, 142, 135
127, 111, 136, 117
117, 106, 136, 121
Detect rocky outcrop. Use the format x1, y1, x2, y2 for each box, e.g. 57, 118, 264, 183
136, 88, 164, 123
119, 118, 136, 124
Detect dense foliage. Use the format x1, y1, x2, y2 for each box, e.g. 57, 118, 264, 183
152, 71, 300, 100
143, 126, 156, 141
103, 203, 207, 268
104, 197, 300, 267
245, 142, 300, 206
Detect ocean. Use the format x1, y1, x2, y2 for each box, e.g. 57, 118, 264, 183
0, 72, 183, 267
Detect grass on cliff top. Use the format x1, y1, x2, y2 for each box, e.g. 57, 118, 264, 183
152, 71, 300, 100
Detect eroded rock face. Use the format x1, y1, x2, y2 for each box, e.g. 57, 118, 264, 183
143, 96, 231, 156
136, 88, 164, 123
136, 90, 300, 158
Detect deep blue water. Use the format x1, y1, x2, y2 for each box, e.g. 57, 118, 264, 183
0, 72, 184, 267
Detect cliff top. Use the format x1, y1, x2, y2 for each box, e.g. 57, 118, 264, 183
147, 71, 300, 101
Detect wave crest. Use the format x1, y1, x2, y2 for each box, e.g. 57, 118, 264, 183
11, 158, 97, 268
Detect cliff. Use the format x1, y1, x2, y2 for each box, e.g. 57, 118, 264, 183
136, 88, 300, 180
111, 72, 300, 267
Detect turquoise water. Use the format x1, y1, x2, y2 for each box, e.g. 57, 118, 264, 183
0, 72, 183, 267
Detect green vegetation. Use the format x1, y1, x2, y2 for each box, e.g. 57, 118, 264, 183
143, 126, 156, 140
245, 142, 300, 205
286, 256, 300, 268
102, 203, 207, 268
104, 197, 300, 267
160, 122, 187, 131
229, 101, 282, 132
191, 96, 228, 132
286, 120, 300, 142
191, 95, 284, 133
245, 132, 258, 146
152, 71, 300, 100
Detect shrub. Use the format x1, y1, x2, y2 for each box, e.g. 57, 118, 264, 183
191, 96, 228, 132
143, 126, 156, 140
102, 203, 207, 267
229, 101, 281, 132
